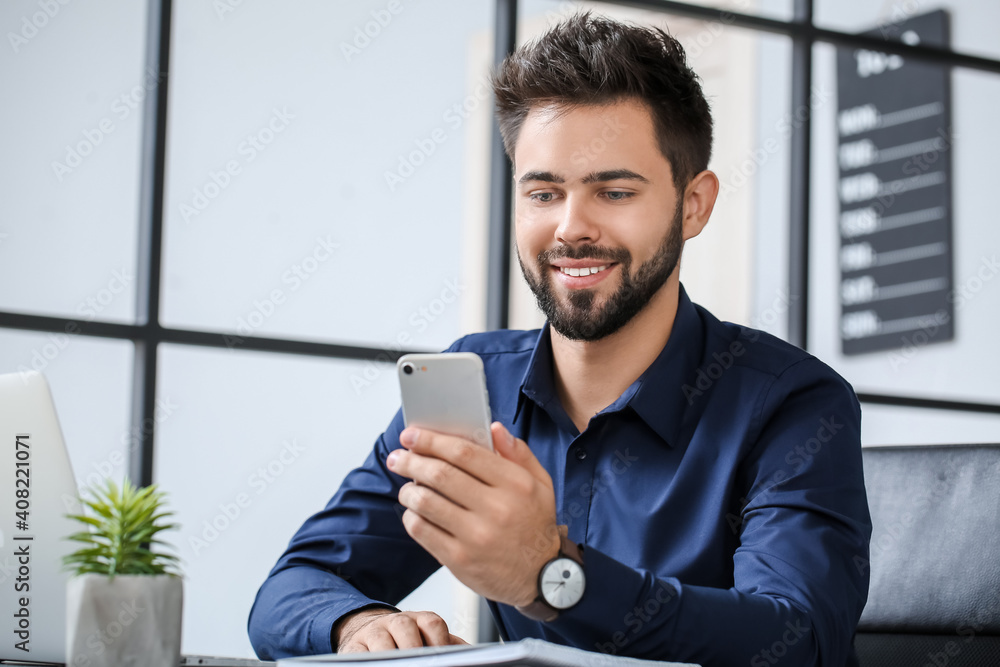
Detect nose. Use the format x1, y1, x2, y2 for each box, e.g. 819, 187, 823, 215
554, 196, 601, 246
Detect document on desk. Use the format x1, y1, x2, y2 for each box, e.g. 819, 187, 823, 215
276, 638, 698, 666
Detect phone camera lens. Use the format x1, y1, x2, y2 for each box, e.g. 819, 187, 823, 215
402, 362, 414, 375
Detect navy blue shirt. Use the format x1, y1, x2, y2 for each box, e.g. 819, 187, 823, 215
248, 287, 871, 665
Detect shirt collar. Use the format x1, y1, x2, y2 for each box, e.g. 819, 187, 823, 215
513, 284, 704, 447
625, 284, 704, 447
513, 326, 556, 424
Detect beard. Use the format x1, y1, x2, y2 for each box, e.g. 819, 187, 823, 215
517, 202, 684, 342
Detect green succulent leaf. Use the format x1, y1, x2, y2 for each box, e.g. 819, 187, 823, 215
62, 478, 181, 578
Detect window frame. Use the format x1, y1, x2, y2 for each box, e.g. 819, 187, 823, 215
1, 0, 998, 492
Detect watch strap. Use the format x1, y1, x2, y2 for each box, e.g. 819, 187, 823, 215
516, 526, 584, 622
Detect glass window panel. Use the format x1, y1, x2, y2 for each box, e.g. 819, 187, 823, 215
162, 0, 493, 350
0, 329, 132, 489
815, 0, 1000, 62
510, 2, 792, 338
155, 344, 475, 657
519, 0, 793, 23
0, 1, 144, 323
809, 41, 1000, 407
861, 404, 1000, 446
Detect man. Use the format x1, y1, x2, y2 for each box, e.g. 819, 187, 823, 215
249, 13, 871, 666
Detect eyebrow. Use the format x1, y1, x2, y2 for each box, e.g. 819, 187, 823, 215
582, 169, 650, 185
518, 170, 563, 185
516, 169, 650, 185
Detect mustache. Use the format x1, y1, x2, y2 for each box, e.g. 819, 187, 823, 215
537, 245, 631, 264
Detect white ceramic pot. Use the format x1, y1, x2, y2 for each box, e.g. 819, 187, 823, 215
66, 573, 183, 667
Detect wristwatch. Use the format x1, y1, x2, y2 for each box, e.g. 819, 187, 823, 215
516, 526, 585, 622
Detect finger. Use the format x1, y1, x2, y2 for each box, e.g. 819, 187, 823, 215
384, 613, 427, 649
449, 633, 469, 645
398, 481, 470, 535
491, 422, 551, 484
400, 506, 458, 564
388, 450, 481, 510
400, 427, 501, 485
361, 625, 398, 653
413, 612, 453, 646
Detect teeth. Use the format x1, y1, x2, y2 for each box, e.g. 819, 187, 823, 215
559, 265, 609, 277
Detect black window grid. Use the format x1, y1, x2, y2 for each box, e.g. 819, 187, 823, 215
1, 0, 999, 490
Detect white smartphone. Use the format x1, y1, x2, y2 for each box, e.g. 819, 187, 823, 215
397, 352, 494, 451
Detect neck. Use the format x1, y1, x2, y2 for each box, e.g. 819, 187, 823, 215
550, 276, 681, 432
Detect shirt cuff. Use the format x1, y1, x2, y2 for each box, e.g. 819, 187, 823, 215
546, 544, 681, 650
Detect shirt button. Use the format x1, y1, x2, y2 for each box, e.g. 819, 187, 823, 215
575, 448, 587, 461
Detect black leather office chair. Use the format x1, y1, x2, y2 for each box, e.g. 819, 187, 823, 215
855, 444, 1000, 666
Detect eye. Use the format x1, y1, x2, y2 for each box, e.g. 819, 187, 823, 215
529, 191, 559, 203
603, 191, 634, 201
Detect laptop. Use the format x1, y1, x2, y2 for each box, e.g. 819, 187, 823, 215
0, 370, 79, 664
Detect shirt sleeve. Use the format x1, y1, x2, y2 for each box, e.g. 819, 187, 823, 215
540, 358, 872, 666
247, 409, 441, 660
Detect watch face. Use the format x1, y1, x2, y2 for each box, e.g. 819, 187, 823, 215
540, 557, 585, 610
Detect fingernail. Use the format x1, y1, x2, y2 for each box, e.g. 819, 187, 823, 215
387, 450, 400, 468
400, 428, 417, 447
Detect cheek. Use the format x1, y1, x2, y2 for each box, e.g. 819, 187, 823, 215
514, 218, 548, 258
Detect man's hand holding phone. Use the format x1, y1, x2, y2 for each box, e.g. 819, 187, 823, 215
387, 422, 562, 609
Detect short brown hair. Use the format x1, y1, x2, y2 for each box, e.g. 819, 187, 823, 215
492, 12, 713, 191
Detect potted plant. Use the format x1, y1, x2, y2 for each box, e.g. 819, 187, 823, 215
63, 478, 182, 667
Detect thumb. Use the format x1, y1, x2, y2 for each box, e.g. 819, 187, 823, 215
491, 422, 549, 482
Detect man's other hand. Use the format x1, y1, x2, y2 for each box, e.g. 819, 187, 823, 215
334, 608, 467, 653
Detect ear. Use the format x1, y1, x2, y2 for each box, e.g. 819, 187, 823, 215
680, 170, 719, 242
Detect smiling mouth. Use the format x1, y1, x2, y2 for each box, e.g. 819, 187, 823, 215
556, 264, 611, 277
